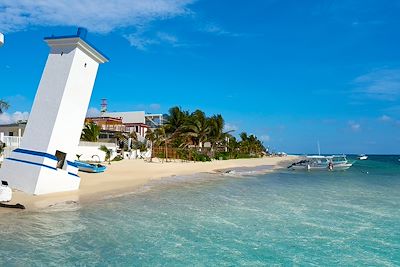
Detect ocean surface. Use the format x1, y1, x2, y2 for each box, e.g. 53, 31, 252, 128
1, 155, 399, 266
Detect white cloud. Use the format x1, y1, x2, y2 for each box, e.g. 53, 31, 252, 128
125, 31, 184, 50
224, 123, 238, 132
0, 0, 195, 33
379, 114, 392, 122
149, 103, 161, 111
157, 32, 178, 44
348, 121, 361, 132
132, 103, 161, 112
260, 134, 271, 142
86, 107, 101, 117
124, 33, 159, 51
353, 68, 400, 101
0, 111, 29, 124
201, 23, 241, 37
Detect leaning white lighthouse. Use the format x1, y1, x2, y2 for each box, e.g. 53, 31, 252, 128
0, 28, 108, 195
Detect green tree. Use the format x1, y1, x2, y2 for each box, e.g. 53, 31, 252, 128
81, 123, 100, 142
129, 131, 138, 142
164, 106, 188, 134
0, 142, 5, 157
183, 110, 211, 148
99, 145, 111, 164
238, 132, 265, 156
208, 114, 226, 150
163, 106, 189, 148
154, 127, 171, 162
145, 129, 156, 162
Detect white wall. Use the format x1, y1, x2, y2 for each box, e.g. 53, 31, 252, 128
21, 44, 100, 163
104, 111, 145, 124
75, 142, 117, 162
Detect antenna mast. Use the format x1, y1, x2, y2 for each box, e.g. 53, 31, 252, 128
100, 98, 107, 116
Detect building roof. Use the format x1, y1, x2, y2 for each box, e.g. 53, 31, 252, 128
0, 122, 27, 127
104, 111, 145, 124
86, 117, 123, 123
44, 28, 109, 63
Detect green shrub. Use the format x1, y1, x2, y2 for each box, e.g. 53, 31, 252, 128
112, 155, 124, 161
214, 152, 230, 160
191, 151, 211, 162
156, 151, 165, 159
176, 148, 190, 160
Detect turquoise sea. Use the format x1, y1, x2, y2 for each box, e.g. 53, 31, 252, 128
1, 155, 399, 266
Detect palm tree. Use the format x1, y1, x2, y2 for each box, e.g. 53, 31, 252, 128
164, 106, 188, 134
0, 99, 10, 114
99, 145, 111, 164
145, 128, 165, 162
208, 114, 227, 150
238, 132, 265, 156
163, 106, 189, 148
145, 129, 155, 162
239, 132, 249, 154
184, 110, 211, 148
129, 131, 138, 141
81, 123, 100, 142
0, 142, 5, 158
154, 127, 171, 162
227, 135, 239, 156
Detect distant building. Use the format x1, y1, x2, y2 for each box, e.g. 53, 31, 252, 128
0, 122, 26, 137
84, 116, 127, 141
102, 111, 164, 140
0, 111, 163, 143
104, 111, 163, 129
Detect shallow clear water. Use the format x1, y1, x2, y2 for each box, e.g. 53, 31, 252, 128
1, 156, 400, 266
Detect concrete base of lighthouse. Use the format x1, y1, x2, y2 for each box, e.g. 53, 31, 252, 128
0, 149, 80, 195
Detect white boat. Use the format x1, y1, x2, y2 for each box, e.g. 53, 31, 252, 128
289, 155, 353, 171
358, 154, 368, 160
0, 181, 12, 202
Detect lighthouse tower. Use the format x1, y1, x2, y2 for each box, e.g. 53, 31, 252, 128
0, 28, 108, 195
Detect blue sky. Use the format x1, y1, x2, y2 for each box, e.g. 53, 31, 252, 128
1, 0, 400, 154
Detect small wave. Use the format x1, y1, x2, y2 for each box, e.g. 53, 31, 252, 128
44, 200, 81, 212
218, 165, 274, 177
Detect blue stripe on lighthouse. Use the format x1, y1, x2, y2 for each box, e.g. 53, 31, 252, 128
5, 157, 57, 170
13, 148, 58, 161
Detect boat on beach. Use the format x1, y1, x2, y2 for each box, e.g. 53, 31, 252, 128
74, 161, 107, 173
289, 155, 353, 171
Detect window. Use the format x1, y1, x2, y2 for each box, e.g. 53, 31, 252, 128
8, 132, 13, 136
55, 150, 67, 169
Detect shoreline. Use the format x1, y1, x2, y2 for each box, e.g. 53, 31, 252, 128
1, 156, 299, 213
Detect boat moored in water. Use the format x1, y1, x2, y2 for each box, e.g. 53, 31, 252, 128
289, 155, 353, 171
358, 154, 368, 160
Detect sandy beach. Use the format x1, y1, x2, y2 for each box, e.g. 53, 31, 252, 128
1, 156, 298, 212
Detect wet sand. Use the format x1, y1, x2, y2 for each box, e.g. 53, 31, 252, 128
0, 156, 298, 212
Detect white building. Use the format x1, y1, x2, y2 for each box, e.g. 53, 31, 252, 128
104, 111, 163, 140
0, 28, 108, 195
